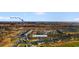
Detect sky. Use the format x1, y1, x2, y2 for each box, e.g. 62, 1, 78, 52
0, 12, 79, 22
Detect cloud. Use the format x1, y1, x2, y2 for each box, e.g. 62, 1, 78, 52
59, 18, 79, 22
35, 12, 45, 15
0, 16, 23, 21
73, 18, 79, 21
0, 16, 10, 19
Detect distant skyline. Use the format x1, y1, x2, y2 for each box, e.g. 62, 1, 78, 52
0, 12, 79, 22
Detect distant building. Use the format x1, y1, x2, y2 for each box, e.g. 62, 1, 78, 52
32, 35, 47, 38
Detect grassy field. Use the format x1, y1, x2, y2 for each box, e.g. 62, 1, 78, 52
57, 41, 79, 47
